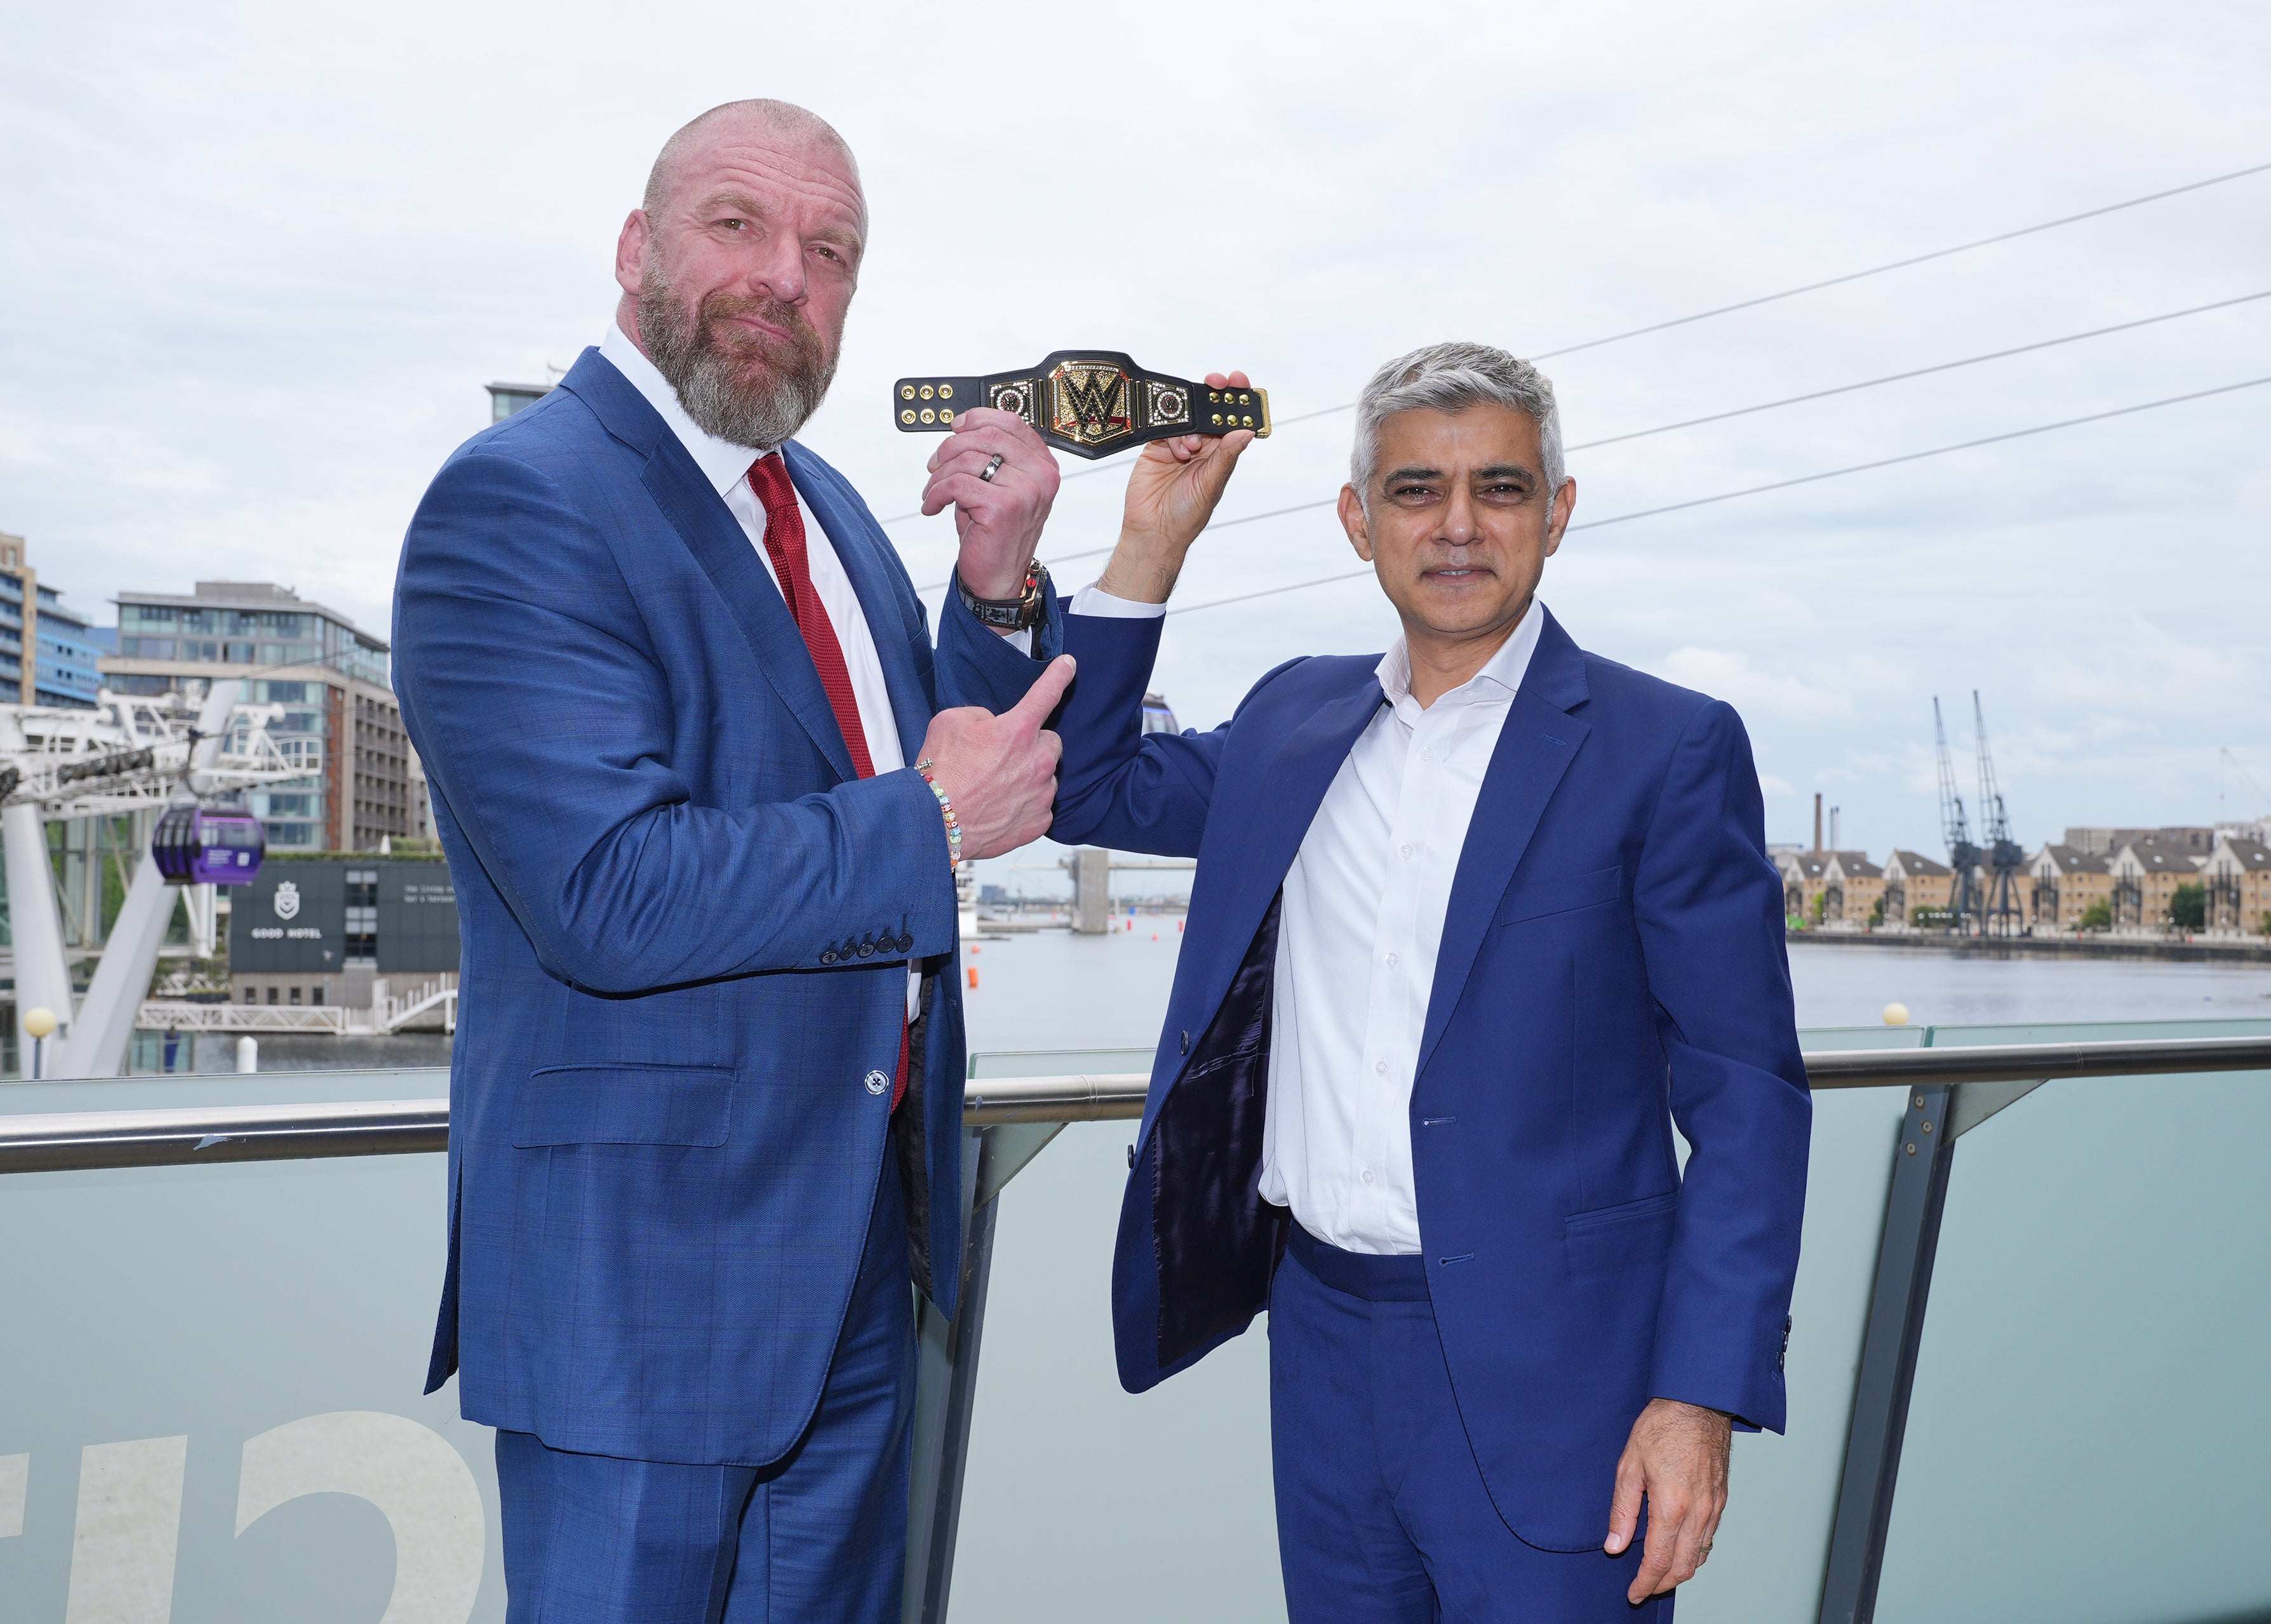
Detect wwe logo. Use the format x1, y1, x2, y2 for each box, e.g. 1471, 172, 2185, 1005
1054, 365, 1130, 441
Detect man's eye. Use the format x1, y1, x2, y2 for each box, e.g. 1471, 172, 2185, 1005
720, 218, 745, 231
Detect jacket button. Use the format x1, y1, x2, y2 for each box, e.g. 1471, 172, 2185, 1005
864, 1070, 888, 1096
820, 951, 838, 965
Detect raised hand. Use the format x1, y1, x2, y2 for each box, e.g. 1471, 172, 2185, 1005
915, 655, 1076, 861
1095, 370, 1256, 605
921, 407, 1061, 605
1605, 1397, 1732, 1604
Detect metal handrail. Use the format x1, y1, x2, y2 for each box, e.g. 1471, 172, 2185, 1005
3, 1035, 2267, 1175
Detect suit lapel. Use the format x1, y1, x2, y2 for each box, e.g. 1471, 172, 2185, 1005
1189, 670, 1386, 1025
786, 441, 931, 766
1416, 611, 1592, 1078
562, 351, 855, 782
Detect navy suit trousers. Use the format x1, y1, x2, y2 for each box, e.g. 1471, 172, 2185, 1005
495, 1160, 914, 1623
1271, 1227, 1670, 1624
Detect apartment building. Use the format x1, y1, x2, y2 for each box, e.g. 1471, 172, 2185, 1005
98, 581, 408, 853
2028, 845, 2115, 932
0, 533, 105, 708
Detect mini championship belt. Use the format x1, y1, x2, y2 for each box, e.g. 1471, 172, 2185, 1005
892, 350, 1270, 459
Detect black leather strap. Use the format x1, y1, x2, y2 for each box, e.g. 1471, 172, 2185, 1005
893, 349, 1270, 460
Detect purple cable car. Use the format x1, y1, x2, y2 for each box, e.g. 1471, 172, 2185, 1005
151, 806, 267, 885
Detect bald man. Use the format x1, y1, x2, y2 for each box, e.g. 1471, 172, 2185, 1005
394, 100, 1075, 1622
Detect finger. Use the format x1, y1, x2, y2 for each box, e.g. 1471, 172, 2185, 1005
1630, 1492, 1684, 1604
948, 407, 1056, 463
1003, 655, 1076, 730
1038, 727, 1064, 767
1604, 1448, 1645, 1555
1227, 369, 1250, 389
1663, 1498, 1713, 1590
927, 422, 1045, 472
921, 469, 1038, 518
927, 445, 1048, 491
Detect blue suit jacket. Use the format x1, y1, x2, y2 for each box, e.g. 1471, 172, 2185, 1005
392, 347, 1055, 1468
1051, 606, 1810, 1551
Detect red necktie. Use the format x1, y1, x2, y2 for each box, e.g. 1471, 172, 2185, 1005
747, 453, 911, 1110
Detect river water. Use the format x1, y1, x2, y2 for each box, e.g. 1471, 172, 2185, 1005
948, 926, 2271, 1624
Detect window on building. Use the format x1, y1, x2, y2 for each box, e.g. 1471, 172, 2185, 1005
345, 869, 379, 960
266, 987, 279, 1005
244, 986, 257, 1004
290, 986, 302, 1005
312, 986, 325, 1006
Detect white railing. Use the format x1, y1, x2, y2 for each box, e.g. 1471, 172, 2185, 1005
135, 1002, 349, 1033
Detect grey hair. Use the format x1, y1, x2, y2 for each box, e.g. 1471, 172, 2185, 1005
1350, 342, 1565, 504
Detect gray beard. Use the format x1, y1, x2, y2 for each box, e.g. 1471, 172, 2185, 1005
638, 277, 838, 449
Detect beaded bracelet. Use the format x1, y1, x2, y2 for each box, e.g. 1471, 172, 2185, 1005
914, 760, 963, 868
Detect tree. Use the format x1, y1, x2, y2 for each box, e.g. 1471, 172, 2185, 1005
2169, 882, 2206, 930
2078, 897, 2112, 932
1868, 896, 1885, 927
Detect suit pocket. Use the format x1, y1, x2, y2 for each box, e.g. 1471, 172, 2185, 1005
1562, 1189, 1677, 1280
1497, 862, 1621, 926
512, 1063, 736, 1147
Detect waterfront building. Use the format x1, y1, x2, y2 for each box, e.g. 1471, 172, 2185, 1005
2026, 844, 2115, 932
2199, 834, 2271, 938
0, 533, 105, 709
2107, 835, 2206, 933
2065, 824, 2216, 857
1777, 849, 1884, 929
1882, 849, 1953, 928
98, 581, 409, 853
227, 857, 459, 1010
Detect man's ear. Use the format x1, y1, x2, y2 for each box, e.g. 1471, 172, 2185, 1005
615, 210, 650, 297
1541, 477, 1576, 558
1337, 484, 1374, 562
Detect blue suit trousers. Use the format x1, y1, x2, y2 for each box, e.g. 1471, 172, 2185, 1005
1271, 1227, 1670, 1624
495, 1161, 914, 1623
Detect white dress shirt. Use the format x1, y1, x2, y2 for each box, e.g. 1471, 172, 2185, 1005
1067, 586, 1544, 1254
600, 323, 922, 1016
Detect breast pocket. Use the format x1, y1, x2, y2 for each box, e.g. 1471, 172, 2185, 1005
1562, 1189, 1677, 1280
512, 1063, 735, 1148
1498, 862, 1623, 927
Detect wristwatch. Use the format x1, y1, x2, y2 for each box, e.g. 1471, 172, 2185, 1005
894, 350, 1270, 460
956, 559, 1051, 632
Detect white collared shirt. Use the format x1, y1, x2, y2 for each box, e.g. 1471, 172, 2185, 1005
1067, 586, 1544, 1254
599, 323, 918, 1016
599, 323, 906, 777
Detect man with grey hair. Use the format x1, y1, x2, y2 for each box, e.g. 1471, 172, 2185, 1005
395, 99, 1087, 1621
1052, 346, 1810, 1618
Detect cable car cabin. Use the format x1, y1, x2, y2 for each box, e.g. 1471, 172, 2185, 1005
152, 807, 267, 886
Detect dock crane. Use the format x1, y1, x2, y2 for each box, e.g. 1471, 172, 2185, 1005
1974, 692, 2025, 936
1933, 697, 1981, 932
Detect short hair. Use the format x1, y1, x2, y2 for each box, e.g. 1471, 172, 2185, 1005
1350, 342, 1565, 501
642, 100, 861, 218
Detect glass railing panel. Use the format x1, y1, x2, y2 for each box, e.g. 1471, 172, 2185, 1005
1675, 1023, 1923, 1624
1874, 1018, 2271, 1624
0, 1066, 497, 1622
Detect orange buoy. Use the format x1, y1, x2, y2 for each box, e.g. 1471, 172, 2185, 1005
966, 967, 979, 989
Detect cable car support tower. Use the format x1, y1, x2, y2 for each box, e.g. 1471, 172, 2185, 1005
2, 680, 300, 1078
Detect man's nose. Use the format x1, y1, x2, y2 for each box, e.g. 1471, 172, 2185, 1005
1438, 486, 1479, 547
742, 234, 808, 305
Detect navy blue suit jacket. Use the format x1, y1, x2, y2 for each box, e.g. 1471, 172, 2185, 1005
392, 347, 1055, 1468
1051, 606, 1810, 1551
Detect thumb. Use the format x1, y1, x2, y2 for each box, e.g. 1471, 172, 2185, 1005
1003, 654, 1076, 731
1605, 1449, 1645, 1554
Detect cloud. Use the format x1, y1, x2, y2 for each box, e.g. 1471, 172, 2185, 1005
1652, 647, 1855, 722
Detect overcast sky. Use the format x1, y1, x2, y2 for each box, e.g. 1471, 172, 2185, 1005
4, 0, 2267, 866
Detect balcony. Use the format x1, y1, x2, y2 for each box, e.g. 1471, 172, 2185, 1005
2, 1017, 2268, 1622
